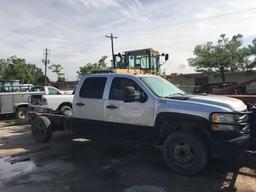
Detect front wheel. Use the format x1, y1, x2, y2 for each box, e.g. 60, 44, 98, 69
162, 131, 208, 175
60, 105, 72, 116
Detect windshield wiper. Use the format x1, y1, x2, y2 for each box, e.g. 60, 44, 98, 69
164, 93, 190, 100
169, 93, 186, 96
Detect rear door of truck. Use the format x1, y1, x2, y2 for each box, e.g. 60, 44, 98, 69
72, 75, 108, 135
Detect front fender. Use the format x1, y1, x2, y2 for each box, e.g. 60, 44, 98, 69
154, 112, 210, 144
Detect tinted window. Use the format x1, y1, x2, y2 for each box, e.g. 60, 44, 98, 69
109, 77, 143, 100
48, 87, 60, 95
80, 77, 107, 98
30, 87, 44, 92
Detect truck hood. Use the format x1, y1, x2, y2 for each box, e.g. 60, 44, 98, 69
187, 94, 247, 112
158, 94, 247, 120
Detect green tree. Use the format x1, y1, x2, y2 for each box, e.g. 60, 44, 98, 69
0, 59, 8, 77
49, 64, 65, 82
247, 38, 256, 69
188, 34, 248, 83
1, 56, 46, 84
77, 55, 108, 76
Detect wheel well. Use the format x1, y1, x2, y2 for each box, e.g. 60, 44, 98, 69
57, 102, 72, 111
155, 113, 210, 145
161, 121, 208, 141
15, 104, 28, 112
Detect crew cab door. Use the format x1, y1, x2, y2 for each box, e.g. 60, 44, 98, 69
104, 77, 154, 141
72, 76, 107, 134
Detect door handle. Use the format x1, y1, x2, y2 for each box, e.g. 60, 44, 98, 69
75, 102, 85, 106
106, 105, 118, 109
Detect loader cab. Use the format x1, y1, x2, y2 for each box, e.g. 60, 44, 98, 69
114, 48, 168, 75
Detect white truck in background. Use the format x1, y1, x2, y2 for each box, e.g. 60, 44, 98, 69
0, 86, 73, 119
29, 86, 74, 116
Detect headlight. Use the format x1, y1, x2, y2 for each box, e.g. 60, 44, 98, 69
210, 113, 237, 131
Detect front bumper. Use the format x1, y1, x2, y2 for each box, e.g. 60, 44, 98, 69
209, 108, 256, 160
210, 134, 255, 161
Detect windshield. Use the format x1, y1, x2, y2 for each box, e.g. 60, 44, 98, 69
140, 76, 185, 97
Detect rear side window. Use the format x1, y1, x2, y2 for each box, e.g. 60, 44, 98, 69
80, 77, 107, 99
30, 87, 44, 92
48, 87, 60, 95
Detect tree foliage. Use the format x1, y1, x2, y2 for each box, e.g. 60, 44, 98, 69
77, 56, 108, 76
49, 64, 65, 82
188, 34, 255, 83
0, 56, 46, 84
247, 38, 256, 69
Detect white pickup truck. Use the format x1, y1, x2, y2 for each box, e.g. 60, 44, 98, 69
29, 86, 73, 116
29, 73, 256, 175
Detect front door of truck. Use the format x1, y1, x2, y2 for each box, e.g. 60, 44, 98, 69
104, 77, 154, 142
72, 76, 107, 136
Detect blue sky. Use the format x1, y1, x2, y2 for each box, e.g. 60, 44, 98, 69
0, 0, 256, 81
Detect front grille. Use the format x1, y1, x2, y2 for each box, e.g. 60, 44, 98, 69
236, 112, 250, 132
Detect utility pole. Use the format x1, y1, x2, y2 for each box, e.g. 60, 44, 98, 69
42, 48, 50, 85
105, 33, 117, 68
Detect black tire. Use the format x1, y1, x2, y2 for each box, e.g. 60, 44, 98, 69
31, 116, 52, 143
162, 131, 208, 175
59, 104, 72, 116
15, 106, 28, 120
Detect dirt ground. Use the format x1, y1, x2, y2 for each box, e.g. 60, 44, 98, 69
0, 117, 256, 192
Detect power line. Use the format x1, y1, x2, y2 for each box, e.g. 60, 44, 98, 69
156, 7, 256, 28
105, 33, 118, 68
120, 7, 256, 38
42, 48, 50, 85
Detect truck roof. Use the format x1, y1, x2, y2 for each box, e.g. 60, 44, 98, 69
81, 73, 157, 79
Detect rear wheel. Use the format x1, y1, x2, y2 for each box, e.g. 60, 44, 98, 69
31, 116, 52, 143
162, 131, 208, 175
15, 106, 28, 120
59, 104, 72, 116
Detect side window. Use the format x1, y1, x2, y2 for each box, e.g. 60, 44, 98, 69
48, 87, 60, 95
109, 77, 144, 100
30, 87, 44, 92
80, 77, 107, 99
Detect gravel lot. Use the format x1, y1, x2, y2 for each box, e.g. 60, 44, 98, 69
0, 117, 256, 192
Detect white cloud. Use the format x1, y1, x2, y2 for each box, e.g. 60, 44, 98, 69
0, 0, 256, 81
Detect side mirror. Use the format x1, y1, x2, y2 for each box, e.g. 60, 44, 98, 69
123, 86, 147, 103
123, 86, 136, 102
165, 54, 169, 61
